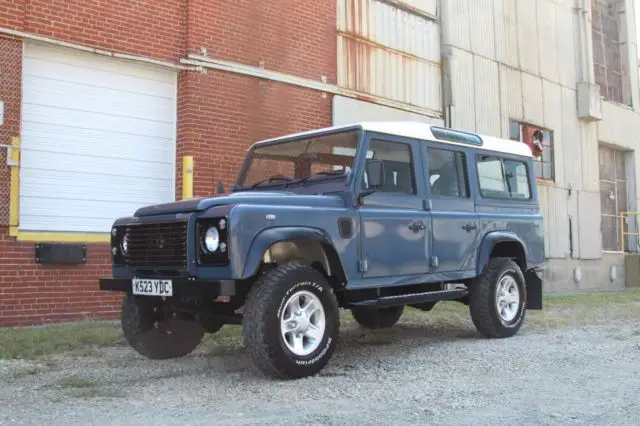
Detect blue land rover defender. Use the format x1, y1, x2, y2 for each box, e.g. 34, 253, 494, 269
99, 122, 544, 379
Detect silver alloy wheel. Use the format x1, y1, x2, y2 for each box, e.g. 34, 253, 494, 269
280, 290, 326, 356
495, 274, 520, 322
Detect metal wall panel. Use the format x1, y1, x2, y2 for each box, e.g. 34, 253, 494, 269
537, 185, 551, 257
517, 0, 540, 75
578, 190, 603, 259
545, 185, 571, 258
537, 0, 560, 83
561, 87, 583, 190
498, 65, 523, 137
396, 0, 437, 16
581, 125, 600, 192
494, 0, 519, 68
542, 80, 564, 187
521, 72, 545, 125
337, 0, 441, 113
469, 0, 496, 60
332, 95, 444, 126
474, 55, 501, 135
555, 3, 578, 89
441, 0, 470, 50
449, 47, 476, 131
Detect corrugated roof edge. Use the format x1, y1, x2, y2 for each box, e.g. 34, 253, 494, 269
251, 121, 533, 158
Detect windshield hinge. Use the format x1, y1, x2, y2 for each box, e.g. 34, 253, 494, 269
358, 259, 368, 273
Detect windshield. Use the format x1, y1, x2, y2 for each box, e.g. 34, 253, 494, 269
236, 130, 361, 190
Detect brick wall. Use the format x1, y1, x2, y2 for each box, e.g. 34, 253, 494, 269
0, 1, 336, 326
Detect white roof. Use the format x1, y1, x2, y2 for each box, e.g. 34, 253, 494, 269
253, 121, 534, 158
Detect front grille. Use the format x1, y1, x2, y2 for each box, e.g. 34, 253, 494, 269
124, 221, 188, 269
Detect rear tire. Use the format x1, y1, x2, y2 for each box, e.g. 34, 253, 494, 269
121, 295, 204, 359
351, 305, 404, 329
242, 264, 340, 379
469, 257, 526, 338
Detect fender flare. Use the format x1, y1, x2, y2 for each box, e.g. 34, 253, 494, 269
476, 231, 529, 276
241, 226, 345, 280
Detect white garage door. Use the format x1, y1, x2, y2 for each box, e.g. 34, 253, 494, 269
20, 42, 177, 233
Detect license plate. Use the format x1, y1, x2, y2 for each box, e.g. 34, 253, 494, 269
132, 278, 173, 297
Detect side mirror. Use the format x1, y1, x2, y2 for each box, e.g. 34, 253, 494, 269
366, 159, 385, 189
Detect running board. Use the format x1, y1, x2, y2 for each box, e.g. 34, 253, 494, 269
349, 288, 468, 308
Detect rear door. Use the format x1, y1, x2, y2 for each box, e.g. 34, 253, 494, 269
422, 142, 480, 273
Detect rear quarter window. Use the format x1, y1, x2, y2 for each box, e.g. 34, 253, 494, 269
476, 154, 531, 200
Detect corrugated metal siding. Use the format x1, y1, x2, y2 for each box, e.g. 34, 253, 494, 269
537, 185, 551, 257
537, 0, 559, 83
578, 191, 603, 259
581, 126, 600, 192
521, 72, 544, 125
337, 0, 441, 113
441, 0, 470, 50
545, 185, 571, 258
517, 0, 540, 75
449, 47, 475, 131
474, 55, 500, 135
561, 87, 582, 189
542, 80, 564, 186
555, 4, 577, 89
469, 0, 496, 60
498, 65, 523, 137
494, 0, 519, 68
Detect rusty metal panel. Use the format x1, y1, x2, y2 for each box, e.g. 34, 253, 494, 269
337, 0, 442, 113
494, 0, 519, 68
521, 72, 544, 125
498, 65, 523, 137
449, 47, 475, 131
474, 55, 500, 135
561, 87, 582, 190
517, 0, 540, 75
469, 0, 496, 60
542, 80, 564, 187
537, 0, 559, 83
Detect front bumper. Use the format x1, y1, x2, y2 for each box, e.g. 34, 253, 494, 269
99, 278, 236, 298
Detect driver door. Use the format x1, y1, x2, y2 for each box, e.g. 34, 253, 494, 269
356, 135, 431, 282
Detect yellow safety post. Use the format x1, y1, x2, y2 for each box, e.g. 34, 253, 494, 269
182, 155, 194, 200
8, 136, 20, 236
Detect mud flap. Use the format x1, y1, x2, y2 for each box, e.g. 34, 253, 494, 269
524, 268, 543, 310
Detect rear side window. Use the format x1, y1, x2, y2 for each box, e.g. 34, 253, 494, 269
477, 155, 531, 200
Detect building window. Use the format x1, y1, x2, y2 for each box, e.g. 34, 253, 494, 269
599, 144, 631, 251
591, 0, 627, 105
509, 120, 554, 181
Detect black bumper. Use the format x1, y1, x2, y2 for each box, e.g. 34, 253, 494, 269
99, 278, 235, 298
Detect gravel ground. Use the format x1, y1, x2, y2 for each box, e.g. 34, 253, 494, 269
1, 315, 639, 425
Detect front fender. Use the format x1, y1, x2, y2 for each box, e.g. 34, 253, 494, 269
476, 231, 529, 276
240, 226, 335, 279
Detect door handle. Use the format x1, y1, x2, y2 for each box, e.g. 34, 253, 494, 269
408, 221, 426, 232
462, 223, 478, 232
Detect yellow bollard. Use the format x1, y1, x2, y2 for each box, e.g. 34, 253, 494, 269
182, 155, 194, 200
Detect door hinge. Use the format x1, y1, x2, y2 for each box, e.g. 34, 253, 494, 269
358, 259, 368, 273
430, 256, 439, 268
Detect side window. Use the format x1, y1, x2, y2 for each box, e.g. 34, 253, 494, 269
362, 139, 416, 194
504, 159, 531, 199
427, 147, 469, 198
477, 154, 531, 200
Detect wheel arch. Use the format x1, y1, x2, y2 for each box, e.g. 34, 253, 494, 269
476, 231, 528, 276
241, 226, 347, 288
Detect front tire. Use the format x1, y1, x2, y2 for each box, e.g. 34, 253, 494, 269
242, 264, 340, 379
121, 295, 205, 359
469, 257, 526, 338
351, 305, 404, 329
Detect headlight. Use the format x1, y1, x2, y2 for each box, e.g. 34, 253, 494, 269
203, 226, 220, 252
120, 233, 129, 254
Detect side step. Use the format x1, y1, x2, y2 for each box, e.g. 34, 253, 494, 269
349, 288, 468, 308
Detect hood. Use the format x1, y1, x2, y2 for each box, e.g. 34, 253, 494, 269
134, 190, 347, 217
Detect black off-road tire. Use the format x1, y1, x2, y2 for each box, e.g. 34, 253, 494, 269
121, 295, 205, 359
469, 257, 527, 338
242, 264, 340, 379
351, 305, 404, 329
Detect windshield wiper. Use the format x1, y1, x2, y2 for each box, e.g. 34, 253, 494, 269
294, 170, 347, 185
249, 175, 294, 189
